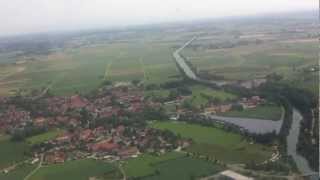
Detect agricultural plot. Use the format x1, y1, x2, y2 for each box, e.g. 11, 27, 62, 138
181, 39, 318, 81
0, 163, 37, 180
150, 121, 272, 164
29, 159, 119, 180
0, 136, 30, 169
26, 129, 64, 145
123, 152, 185, 178
143, 157, 223, 180
219, 104, 283, 120
123, 152, 222, 180
0, 40, 181, 96
186, 85, 237, 107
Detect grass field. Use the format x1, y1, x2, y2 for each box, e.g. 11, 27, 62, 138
26, 129, 64, 145
186, 85, 237, 107
219, 104, 283, 120
0, 163, 37, 180
123, 152, 185, 178
150, 121, 272, 163
123, 152, 223, 180
29, 159, 119, 180
182, 39, 318, 82
0, 136, 30, 169
0, 41, 181, 96
143, 157, 223, 180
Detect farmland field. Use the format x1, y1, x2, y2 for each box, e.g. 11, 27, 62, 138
143, 157, 224, 180
186, 85, 237, 107
0, 41, 181, 96
0, 136, 30, 169
123, 152, 185, 178
123, 152, 223, 180
181, 39, 318, 83
150, 121, 272, 163
26, 129, 64, 145
29, 159, 119, 180
0, 163, 37, 180
219, 104, 283, 120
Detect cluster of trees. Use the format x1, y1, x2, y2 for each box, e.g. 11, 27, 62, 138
11, 123, 48, 141
245, 161, 291, 175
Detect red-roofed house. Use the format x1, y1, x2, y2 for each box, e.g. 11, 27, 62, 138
69, 95, 88, 108
90, 139, 119, 152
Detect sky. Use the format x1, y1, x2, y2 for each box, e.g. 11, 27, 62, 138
0, 0, 317, 36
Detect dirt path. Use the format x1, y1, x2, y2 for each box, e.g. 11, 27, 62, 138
23, 155, 43, 180
104, 60, 114, 80
118, 163, 126, 180
139, 57, 147, 82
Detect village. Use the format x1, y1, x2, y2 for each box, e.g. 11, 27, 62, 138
0, 83, 193, 169
0, 81, 268, 175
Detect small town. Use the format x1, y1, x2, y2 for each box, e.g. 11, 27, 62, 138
0, 81, 270, 170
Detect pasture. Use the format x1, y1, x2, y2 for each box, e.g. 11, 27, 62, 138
29, 159, 119, 180
123, 152, 184, 178
26, 129, 64, 145
182, 39, 318, 82
0, 163, 37, 180
0, 40, 181, 96
143, 157, 223, 180
0, 136, 30, 169
219, 104, 283, 120
150, 121, 272, 163
123, 152, 223, 180
187, 85, 237, 107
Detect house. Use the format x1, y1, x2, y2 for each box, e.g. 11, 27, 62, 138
80, 129, 94, 142
34, 117, 46, 126
45, 151, 66, 164
56, 133, 72, 143
118, 146, 139, 159
69, 95, 88, 109
90, 139, 119, 152
116, 125, 125, 135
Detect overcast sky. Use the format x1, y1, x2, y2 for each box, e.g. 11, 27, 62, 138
0, 0, 317, 36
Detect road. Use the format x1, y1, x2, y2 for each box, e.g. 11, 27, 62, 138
23, 154, 43, 180
118, 163, 126, 180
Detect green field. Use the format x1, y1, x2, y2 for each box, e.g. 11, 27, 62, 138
29, 159, 119, 180
0, 163, 37, 180
143, 157, 223, 180
0, 41, 181, 96
150, 121, 272, 163
186, 85, 237, 107
123, 152, 223, 180
26, 129, 64, 145
123, 152, 185, 178
219, 104, 283, 120
0, 136, 30, 169
182, 39, 318, 82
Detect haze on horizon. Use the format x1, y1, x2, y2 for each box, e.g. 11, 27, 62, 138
0, 0, 317, 36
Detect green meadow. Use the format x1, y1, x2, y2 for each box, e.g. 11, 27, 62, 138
29, 159, 119, 180
0, 136, 30, 169
26, 129, 64, 145
150, 121, 272, 164
219, 104, 283, 120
